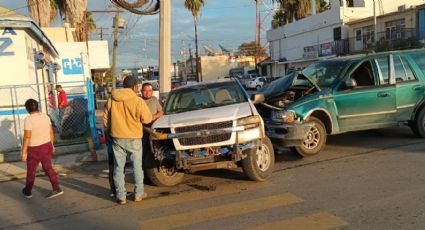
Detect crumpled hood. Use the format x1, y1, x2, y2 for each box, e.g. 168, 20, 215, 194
111, 88, 137, 102
259, 73, 296, 98
259, 72, 320, 99
153, 102, 253, 129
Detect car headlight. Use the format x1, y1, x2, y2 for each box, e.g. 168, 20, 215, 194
237, 115, 261, 129
272, 110, 296, 123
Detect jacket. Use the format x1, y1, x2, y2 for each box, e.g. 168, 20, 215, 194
103, 88, 152, 138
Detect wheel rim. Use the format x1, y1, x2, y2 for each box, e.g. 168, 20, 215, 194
303, 126, 320, 150
256, 143, 271, 172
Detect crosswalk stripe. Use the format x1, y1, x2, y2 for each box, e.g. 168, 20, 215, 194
140, 193, 303, 230
134, 181, 272, 210
249, 212, 348, 230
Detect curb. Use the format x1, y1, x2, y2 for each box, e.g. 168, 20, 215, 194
0, 149, 108, 182
0, 143, 88, 163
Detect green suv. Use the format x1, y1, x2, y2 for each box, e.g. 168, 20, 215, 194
256, 49, 425, 156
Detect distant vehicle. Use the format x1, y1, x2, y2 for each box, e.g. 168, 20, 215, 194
246, 77, 267, 89
240, 74, 259, 87
171, 81, 184, 89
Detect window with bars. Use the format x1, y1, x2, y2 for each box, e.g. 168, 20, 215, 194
385, 19, 405, 40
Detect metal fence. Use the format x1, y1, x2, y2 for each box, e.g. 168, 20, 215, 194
347, 28, 422, 53
0, 79, 98, 153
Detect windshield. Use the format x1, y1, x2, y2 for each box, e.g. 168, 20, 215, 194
164, 81, 247, 114
302, 60, 348, 88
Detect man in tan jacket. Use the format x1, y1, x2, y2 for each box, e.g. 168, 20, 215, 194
104, 76, 152, 204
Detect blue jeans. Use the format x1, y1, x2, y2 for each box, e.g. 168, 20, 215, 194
112, 138, 144, 200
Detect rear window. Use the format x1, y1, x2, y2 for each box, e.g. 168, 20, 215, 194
409, 51, 425, 76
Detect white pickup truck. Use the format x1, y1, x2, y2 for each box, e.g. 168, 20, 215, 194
144, 79, 274, 186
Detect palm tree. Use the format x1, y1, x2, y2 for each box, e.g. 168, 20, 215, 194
27, 0, 90, 41
184, 0, 205, 82
27, 0, 57, 27
53, 0, 89, 41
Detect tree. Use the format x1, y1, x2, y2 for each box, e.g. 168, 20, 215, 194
27, 0, 91, 41
238, 41, 267, 59
272, 0, 329, 25
26, 0, 57, 27
54, 0, 89, 41
184, 0, 205, 82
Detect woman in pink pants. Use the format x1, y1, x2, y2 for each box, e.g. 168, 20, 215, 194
21, 99, 64, 199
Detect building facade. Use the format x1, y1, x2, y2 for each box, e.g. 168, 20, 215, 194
267, 0, 425, 78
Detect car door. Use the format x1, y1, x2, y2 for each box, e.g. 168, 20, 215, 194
394, 54, 424, 121
333, 56, 397, 132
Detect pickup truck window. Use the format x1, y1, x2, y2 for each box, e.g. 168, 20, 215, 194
165, 81, 246, 114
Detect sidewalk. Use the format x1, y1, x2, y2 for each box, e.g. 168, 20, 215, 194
0, 147, 108, 182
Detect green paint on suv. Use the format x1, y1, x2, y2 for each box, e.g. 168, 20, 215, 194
256, 49, 425, 156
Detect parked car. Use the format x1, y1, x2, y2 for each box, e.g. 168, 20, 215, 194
246, 77, 267, 89
144, 79, 274, 186
239, 74, 259, 87
256, 49, 425, 156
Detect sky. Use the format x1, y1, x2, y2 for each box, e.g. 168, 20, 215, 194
0, 0, 277, 69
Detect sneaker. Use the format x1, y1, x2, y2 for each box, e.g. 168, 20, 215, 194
22, 188, 32, 199
46, 189, 64, 199
117, 199, 127, 205
134, 192, 148, 202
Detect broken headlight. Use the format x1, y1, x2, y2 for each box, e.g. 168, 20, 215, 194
272, 110, 296, 123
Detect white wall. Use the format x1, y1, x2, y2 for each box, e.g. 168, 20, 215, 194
0, 26, 54, 151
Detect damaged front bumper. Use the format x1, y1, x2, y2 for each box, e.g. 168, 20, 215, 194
264, 120, 313, 147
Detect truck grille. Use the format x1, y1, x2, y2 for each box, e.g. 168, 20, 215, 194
175, 121, 233, 146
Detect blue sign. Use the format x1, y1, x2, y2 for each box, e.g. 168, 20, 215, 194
62, 58, 83, 75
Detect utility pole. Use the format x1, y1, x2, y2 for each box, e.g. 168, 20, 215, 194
159, 0, 171, 93
90, 9, 124, 89
255, 0, 261, 71
111, 10, 119, 90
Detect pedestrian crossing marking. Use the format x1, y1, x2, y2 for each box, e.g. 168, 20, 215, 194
140, 192, 303, 230
250, 212, 347, 230
134, 181, 272, 210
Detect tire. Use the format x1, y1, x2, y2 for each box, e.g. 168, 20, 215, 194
256, 85, 261, 90
242, 137, 275, 181
144, 151, 184, 187
411, 107, 425, 138
290, 117, 327, 157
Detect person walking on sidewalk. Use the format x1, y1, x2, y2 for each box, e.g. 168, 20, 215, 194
103, 76, 152, 205
21, 99, 64, 199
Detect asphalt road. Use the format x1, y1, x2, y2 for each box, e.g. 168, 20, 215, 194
1, 126, 425, 230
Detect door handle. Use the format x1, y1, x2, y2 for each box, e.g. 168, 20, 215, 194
377, 92, 389, 97
413, 85, 423, 91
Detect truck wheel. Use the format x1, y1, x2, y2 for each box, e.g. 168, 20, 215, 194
144, 151, 184, 187
290, 117, 326, 157
411, 107, 425, 138
256, 85, 261, 90
242, 137, 275, 181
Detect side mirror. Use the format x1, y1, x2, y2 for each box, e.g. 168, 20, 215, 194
250, 93, 265, 104
345, 78, 357, 89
